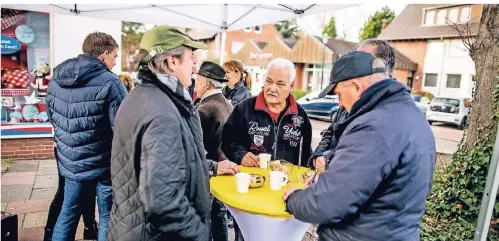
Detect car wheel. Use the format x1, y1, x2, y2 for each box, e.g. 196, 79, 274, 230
428, 120, 433, 126
459, 117, 467, 130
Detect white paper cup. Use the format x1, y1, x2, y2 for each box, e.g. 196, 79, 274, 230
259, 153, 271, 169
235, 173, 251, 193
270, 171, 288, 191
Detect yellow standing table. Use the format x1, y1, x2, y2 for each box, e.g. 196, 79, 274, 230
210, 166, 312, 241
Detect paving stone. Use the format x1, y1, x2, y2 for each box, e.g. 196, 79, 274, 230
5, 200, 51, 215
2, 171, 37, 177
38, 159, 57, 168
36, 166, 59, 176
30, 188, 57, 200
6, 164, 39, 172
23, 211, 48, 228
19, 227, 44, 241
1, 173, 36, 186
34, 175, 58, 189
1, 185, 32, 203
14, 160, 40, 165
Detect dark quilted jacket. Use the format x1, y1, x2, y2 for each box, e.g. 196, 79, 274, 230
222, 80, 251, 106
308, 107, 349, 168
107, 69, 211, 241
46, 55, 127, 181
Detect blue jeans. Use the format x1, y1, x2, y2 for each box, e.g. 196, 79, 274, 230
52, 179, 112, 241
211, 197, 228, 241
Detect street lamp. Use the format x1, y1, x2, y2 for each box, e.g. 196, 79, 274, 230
320, 35, 328, 90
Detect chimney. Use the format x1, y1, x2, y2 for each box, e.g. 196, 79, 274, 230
382, 19, 388, 31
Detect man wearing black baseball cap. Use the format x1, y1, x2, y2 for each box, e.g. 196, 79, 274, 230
309, 40, 397, 175
283, 51, 436, 241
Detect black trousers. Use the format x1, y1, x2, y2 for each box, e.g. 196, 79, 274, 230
44, 148, 96, 238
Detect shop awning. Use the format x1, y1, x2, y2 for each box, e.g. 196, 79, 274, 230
3, 4, 356, 63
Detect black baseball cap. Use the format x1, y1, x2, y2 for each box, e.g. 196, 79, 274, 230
318, 51, 386, 98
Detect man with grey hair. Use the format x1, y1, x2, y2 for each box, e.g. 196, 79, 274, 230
358, 38, 395, 76
283, 51, 435, 241
222, 57, 312, 169
309, 38, 397, 174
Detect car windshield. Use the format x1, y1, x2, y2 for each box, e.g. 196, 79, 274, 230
432, 98, 460, 107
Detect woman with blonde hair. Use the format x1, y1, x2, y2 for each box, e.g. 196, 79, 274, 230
118, 73, 134, 92
222, 59, 252, 106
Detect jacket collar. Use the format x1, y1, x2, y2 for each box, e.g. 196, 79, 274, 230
200, 89, 223, 103
255, 90, 298, 115
138, 68, 195, 117
224, 80, 246, 95
333, 78, 408, 138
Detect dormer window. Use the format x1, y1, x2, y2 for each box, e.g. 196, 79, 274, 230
423, 5, 472, 26
436, 9, 447, 25
425, 10, 435, 26
460, 6, 471, 23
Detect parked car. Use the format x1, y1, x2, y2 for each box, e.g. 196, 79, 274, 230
297, 90, 339, 121
411, 94, 430, 116
426, 96, 471, 130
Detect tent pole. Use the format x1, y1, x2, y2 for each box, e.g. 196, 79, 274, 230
474, 125, 499, 241
219, 4, 228, 65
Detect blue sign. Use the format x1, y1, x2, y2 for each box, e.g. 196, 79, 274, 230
1, 35, 21, 54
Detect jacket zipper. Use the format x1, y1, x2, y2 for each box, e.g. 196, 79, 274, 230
273, 111, 291, 160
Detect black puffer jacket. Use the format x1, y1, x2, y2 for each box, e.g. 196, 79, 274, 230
223, 80, 251, 106
107, 69, 211, 241
308, 107, 349, 168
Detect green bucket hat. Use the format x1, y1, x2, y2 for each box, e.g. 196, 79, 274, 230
139, 25, 208, 64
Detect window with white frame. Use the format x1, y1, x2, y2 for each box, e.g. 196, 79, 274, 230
244, 26, 252, 32
424, 73, 438, 87
231, 41, 245, 54
305, 63, 333, 91
460, 6, 471, 23
446, 74, 461, 89
448, 8, 459, 23
436, 9, 447, 25
253, 25, 262, 34
425, 11, 435, 26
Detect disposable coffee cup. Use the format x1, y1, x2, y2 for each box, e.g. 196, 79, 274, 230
259, 153, 271, 169
270, 171, 288, 191
235, 173, 251, 193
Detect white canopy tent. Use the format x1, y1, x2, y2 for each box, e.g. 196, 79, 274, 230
3, 4, 355, 63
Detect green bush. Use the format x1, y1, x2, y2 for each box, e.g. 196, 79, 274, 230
421, 80, 499, 240
292, 89, 311, 100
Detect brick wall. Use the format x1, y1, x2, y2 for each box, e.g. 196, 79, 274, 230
393, 69, 409, 85
225, 24, 281, 54
390, 41, 428, 91
1, 138, 54, 160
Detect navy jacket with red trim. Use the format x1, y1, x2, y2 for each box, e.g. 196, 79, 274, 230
221, 91, 312, 167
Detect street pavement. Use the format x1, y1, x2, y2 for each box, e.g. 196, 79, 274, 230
311, 119, 463, 154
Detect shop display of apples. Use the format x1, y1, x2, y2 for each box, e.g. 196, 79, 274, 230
1, 67, 29, 89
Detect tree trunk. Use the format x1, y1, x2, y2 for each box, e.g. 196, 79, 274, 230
464, 4, 499, 151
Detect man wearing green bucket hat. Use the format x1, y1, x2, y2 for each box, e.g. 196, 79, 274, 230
108, 26, 229, 241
